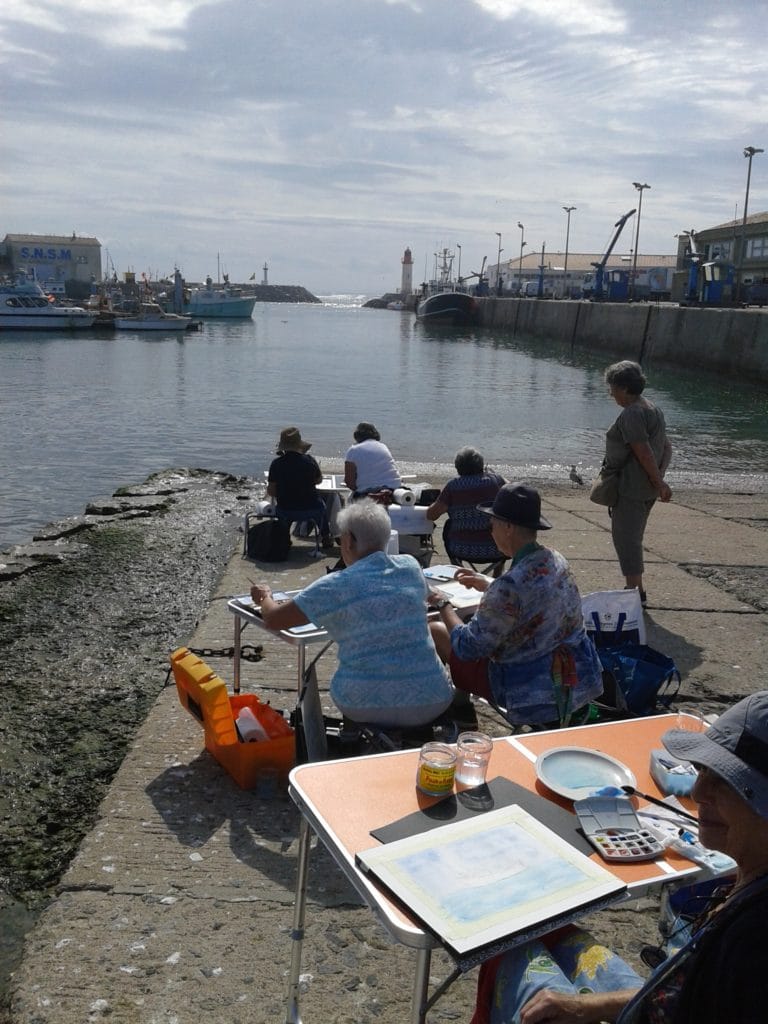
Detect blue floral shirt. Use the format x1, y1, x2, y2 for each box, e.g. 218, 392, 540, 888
450, 544, 602, 723
294, 551, 452, 717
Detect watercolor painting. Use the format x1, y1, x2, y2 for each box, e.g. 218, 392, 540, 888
358, 804, 625, 955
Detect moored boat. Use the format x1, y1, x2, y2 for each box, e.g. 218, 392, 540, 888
113, 301, 193, 332
415, 291, 480, 325
184, 275, 256, 318
0, 273, 96, 330
414, 247, 482, 325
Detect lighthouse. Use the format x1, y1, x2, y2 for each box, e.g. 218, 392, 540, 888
400, 247, 413, 297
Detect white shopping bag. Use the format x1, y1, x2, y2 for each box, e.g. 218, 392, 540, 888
582, 589, 646, 646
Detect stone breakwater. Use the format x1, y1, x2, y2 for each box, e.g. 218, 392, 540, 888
0, 469, 262, 1013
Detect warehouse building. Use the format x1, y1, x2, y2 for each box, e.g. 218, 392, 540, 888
0, 233, 102, 298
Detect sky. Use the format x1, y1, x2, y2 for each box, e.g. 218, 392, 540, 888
2, 0, 767, 296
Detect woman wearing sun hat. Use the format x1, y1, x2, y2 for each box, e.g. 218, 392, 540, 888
428, 482, 602, 728
474, 691, 768, 1024
267, 426, 332, 546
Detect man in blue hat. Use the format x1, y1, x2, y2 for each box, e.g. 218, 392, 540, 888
429, 483, 602, 728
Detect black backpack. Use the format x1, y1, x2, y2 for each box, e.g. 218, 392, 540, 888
246, 518, 291, 562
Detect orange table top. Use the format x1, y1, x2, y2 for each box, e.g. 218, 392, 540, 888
289, 714, 701, 948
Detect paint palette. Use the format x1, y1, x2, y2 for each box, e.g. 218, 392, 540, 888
574, 796, 666, 863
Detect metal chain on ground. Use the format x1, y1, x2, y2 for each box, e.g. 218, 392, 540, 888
187, 643, 264, 662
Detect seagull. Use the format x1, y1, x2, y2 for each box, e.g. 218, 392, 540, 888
569, 465, 584, 487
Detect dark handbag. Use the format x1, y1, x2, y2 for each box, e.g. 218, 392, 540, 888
594, 643, 681, 717
589, 470, 620, 507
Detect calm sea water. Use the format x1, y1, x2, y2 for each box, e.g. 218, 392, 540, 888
2, 297, 767, 550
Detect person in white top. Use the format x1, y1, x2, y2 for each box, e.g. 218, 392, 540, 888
344, 422, 402, 497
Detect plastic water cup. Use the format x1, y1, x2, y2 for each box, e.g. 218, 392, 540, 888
675, 710, 705, 733
455, 731, 493, 787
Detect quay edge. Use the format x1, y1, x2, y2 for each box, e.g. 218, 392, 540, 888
476, 298, 768, 384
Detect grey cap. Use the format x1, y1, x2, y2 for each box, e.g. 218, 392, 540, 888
663, 691, 768, 819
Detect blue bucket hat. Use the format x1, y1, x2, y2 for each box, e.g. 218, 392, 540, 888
663, 691, 768, 819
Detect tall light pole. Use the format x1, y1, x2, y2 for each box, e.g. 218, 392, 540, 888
562, 206, 576, 298
456, 243, 462, 283
517, 222, 526, 294
737, 145, 764, 302
630, 182, 650, 301
495, 232, 503, 294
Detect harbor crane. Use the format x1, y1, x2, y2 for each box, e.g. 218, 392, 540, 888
586, 208, 636, 301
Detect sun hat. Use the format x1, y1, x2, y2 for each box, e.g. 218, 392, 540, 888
277, 426, 311, 453
353, 422, 381, 442
663, 691, 768, 819
477, 483, 552, 530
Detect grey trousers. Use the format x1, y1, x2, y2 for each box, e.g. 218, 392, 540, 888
611, 496, 656, 576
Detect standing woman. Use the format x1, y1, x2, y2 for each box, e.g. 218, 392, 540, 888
603, 361, 672, 605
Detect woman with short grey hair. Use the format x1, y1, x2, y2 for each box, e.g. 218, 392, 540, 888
426, 446, 506, 571
334, 499, 392, 552
250, 500, 452, 727
601, 360, 672, 605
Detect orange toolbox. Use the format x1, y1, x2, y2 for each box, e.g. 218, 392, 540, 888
170, 646, 295, 789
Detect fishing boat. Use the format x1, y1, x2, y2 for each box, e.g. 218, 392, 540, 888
113, 301, 193, 332
0, 272, 96, 330
184, 275, 256, 318
415, 248, 482, 326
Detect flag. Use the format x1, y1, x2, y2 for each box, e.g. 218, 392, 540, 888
249, 272, 256, 281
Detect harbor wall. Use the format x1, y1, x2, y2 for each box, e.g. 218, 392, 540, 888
477, 298, 768, 383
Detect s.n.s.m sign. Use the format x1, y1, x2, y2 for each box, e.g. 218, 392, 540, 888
19, 247, 73, 261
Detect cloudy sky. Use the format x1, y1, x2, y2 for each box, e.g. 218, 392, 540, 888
2, 0, 766, 295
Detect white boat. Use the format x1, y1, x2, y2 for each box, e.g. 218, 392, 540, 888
0, 273, 96, 330
184, 275, 256, 318
113, 301, 193, 332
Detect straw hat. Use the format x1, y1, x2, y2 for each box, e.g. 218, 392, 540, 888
277, 427, 311, 453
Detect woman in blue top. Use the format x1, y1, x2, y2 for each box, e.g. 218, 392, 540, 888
250, 500, 453, 727
428, 483, 602, 728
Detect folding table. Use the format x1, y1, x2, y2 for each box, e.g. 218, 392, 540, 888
285, 715, 702, 1024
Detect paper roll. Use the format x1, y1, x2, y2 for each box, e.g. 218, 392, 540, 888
393, 488, 415, 506
256, 499, 275, 515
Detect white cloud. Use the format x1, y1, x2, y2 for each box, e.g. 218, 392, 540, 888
1, 0, 766, 292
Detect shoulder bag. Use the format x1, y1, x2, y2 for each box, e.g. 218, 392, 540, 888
589, 467, 620, 506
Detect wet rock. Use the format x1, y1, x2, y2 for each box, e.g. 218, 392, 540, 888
0, 468, 262, 1007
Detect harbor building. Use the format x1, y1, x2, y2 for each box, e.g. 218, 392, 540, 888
0, 233, 102, 298
488, 211, 768, 302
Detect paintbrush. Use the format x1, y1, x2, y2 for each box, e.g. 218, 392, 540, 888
621, 785, 698, 823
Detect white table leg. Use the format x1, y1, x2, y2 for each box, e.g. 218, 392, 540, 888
411, 947, 433, 1024
285, 816, 312, 1024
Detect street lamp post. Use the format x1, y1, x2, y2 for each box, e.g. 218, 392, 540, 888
517, 222, 526, 294
495, 232, 503, 294
630, 182, 650, 301
562, 206, 576, 298
737, 145, 764, 302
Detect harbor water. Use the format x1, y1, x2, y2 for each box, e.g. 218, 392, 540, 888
2, 297, 768, 551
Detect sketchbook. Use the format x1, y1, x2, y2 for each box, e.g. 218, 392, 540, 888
356, 804, 626, 959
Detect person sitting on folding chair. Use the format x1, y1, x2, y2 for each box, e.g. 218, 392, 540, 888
426, 446, 507, 576
250, 499, 453, 728
267, 426, 333, 548
343, 421, 402, 501
428, 483, 603, 729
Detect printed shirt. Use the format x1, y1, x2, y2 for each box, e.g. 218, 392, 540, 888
450, 545, 602, 723
437, 472, 506, 560
293, 551, 452, 713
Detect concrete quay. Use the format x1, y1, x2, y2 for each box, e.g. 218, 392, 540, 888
477, 297, 768, 383
9, 487, 768, 1024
